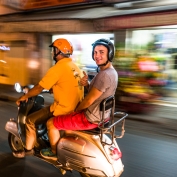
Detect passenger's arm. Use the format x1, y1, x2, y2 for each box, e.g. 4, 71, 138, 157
75, 87, 103, 111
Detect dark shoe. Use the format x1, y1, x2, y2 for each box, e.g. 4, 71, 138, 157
12, 149, 34, 158
25, 149, 34, 156
40, 148, 57, 161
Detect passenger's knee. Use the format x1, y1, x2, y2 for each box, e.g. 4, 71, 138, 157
46, 118, 54, 129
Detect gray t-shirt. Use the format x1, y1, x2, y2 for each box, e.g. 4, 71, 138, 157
85, 67, 118, 123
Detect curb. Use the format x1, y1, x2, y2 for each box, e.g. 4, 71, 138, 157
149, 100, 177, 107
0, 95, 17, 102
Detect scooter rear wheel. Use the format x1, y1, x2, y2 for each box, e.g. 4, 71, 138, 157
8, 133, 24, 152
79, 172, 96, 177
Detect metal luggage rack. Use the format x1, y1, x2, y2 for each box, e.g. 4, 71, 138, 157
98, 96, 128, 145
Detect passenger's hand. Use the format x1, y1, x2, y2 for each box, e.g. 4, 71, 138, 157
16, 95, 28, 106
80, 71, 89, 87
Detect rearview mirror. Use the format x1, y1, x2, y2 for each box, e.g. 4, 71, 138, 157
14, 83, 22, 93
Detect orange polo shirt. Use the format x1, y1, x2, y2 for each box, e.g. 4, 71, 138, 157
39, 58, 84, 116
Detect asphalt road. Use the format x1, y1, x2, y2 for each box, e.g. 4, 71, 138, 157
0, 100, 177, 177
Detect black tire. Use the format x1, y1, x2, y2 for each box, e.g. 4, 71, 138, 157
79, 172, 96, 177
8, 133, 24, 152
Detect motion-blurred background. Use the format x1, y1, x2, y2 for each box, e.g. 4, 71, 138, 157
1, 0, 177, 114
0, 1, 177, 177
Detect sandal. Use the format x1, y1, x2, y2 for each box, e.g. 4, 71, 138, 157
40, 148, 57, 161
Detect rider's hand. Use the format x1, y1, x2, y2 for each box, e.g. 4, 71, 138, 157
16, 95, 28, 106
80, 71, 89, 87
49, 88, 53, 94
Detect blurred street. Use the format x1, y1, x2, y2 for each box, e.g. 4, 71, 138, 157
0, 99, 177, 177
1, 1, 177, 177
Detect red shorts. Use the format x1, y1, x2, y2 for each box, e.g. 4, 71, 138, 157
53, 111, 98, 130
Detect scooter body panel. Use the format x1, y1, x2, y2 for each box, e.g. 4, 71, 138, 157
5, 120, 19, 138
57, 130, 124, 177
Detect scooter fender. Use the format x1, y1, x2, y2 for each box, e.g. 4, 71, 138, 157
57, 131, 124, 177
5, 119, 19, 138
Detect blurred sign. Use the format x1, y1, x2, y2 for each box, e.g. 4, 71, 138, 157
1, 0, 99, 10
103, 0, 125, 2
0, 20, 94, 33
0, 0, 23, 9
0, 45, 10, 51
94, 10, 177, 30
138, 60, 159, 72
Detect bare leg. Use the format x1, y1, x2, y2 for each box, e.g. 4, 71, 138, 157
47, 117, 60, 154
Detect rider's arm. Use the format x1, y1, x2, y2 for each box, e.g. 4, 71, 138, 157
75, 87, 102, 111
24, 84, 44, 98
16, 84, 44, 105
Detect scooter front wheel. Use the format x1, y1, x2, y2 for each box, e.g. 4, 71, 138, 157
8, 133, 24, 152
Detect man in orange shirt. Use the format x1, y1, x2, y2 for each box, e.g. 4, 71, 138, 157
13, 38, 84, 158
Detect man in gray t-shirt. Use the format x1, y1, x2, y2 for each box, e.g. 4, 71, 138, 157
85, 67, 118, 123
41, 38, 118, 160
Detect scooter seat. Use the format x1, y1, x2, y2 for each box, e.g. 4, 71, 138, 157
80, 120, 110, 135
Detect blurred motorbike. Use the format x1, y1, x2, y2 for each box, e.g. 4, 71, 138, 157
5, 83, 128, 177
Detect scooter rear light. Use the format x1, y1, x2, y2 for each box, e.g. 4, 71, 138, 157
109, 146, 122, 160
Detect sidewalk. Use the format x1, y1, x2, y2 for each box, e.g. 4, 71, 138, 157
0, 84, 54, 105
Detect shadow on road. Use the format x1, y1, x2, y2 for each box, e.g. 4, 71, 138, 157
0, 153, 26, 177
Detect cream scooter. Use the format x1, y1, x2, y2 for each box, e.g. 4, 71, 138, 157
5, 83, 128, 177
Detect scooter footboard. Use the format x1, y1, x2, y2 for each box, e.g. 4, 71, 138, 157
5, 119, 19, 138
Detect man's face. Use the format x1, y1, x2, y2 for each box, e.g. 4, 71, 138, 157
93, 45, 108, 66
51, 47, 60, 63
51, 47, 59, 56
